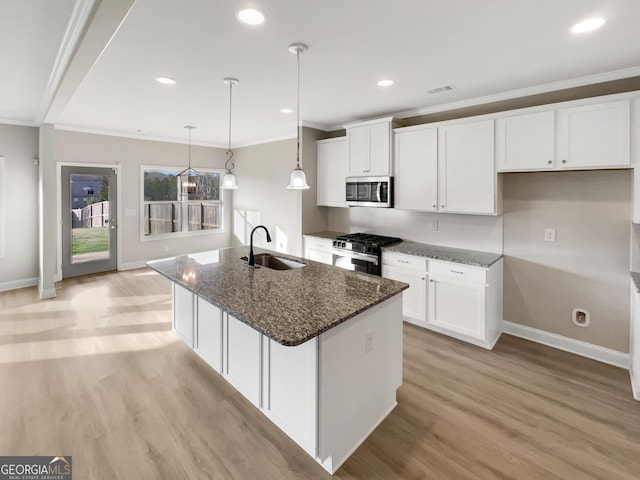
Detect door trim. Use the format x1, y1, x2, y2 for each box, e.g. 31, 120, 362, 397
56, 162, 122, 281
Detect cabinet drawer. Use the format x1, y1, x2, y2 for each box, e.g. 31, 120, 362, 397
429, 260, 486, 284
305, 238, 332, 252
382, 252, 427, 271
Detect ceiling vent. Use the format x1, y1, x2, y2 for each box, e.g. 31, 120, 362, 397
426, 84, 455, 94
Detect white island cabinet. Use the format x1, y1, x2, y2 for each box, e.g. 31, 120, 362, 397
152, 248, 407, 475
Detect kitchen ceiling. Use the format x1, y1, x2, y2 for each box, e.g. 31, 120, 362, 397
4, 0, 640, 147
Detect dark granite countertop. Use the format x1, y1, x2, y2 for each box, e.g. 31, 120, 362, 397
148, 247, 408, 346
303, 231, 347, 240
384, 241, 502, 268
631, 272, 640, 292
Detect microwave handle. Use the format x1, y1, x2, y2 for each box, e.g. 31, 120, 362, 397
376, 182, 382, 202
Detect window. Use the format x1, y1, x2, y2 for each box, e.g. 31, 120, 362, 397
141, 167, 224, 238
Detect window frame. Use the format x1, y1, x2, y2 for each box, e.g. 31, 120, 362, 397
0, 156, 4, 257
140, 165, 226, 241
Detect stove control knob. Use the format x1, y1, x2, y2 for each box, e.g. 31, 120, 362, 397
341, 242, 346, 248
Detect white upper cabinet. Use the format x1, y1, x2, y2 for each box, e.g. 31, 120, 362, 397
394, 126, 438, 211
317, 137, 348, 207
497, 98, 631, 172
438, 119, 497, 215
345, 117, 393, 176
496, 111, 555, 171
557, 100, 630, 169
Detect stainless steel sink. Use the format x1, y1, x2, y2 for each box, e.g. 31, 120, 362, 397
241, 253, 306, 270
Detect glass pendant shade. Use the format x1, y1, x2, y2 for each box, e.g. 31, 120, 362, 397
286, 164, 310, 190
183, 176, 197, 195
222, 172, 239, 190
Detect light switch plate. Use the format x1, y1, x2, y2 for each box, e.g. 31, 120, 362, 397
544, 228, 556, 242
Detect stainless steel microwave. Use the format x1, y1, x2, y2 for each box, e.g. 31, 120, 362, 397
345, 176, 393, 208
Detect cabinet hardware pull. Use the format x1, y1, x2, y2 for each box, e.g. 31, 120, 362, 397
547, 160, 552, 164
562, 159, 567, 164
432, 205, 436, 208
398, 260, 409, 263
450, 270, 465, 274
441, 205, 445, 208
421, 277, 425, 280
429, 279, 434, 282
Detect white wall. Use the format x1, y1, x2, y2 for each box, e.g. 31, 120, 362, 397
328, 208, 503, 254
503, 170, 631, 352
37, 129, 232, 295
0, 124, 39, 291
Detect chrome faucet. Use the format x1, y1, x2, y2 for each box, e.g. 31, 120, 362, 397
248, 225, 272, 267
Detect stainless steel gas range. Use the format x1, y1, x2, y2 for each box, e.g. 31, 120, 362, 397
330, 233, 402, 276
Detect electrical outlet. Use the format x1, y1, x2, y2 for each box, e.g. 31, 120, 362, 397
544, 229, 556, 242
365, 331, 374, 353
430, 220, 438, 231
572, 308, 590, 327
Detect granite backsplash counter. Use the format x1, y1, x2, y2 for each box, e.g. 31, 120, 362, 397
384, 241, 502, 268
148, 247, 408, 346
303, 231, 347, 240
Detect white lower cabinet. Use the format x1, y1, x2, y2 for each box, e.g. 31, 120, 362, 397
224, 314, 262, 407
303, 236, 334, 265
262, 338, 318, 455
195, 298, 222, 373
382, 252, 427, 325
382, 251, 503, 349
630, 280, 640, 401
173, 283, 194, 347
169, 283, 402, 474
427, 259, 503, 349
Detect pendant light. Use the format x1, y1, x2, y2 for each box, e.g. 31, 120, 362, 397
176, 125, 200, 196
286, 42, 310, 190
222, 77, 239, 190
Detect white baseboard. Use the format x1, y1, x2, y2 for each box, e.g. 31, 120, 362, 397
119, 260, 150, 271
502, 321, 629, 369
0, 277, 38, 293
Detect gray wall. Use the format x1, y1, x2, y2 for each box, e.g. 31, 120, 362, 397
503, 170, 631, 352
301, 128, 329, 235
37, 129, 231, 295
328, 208, 503, 253
0, 124, 39, 290
231, 136, 303, 255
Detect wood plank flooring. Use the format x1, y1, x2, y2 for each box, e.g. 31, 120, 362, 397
1, 268, 639, 479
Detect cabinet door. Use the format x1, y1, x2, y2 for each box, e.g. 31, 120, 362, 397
631, 282, 640, 399
308, 249, 333, 265
557, 100, 630, 169
496, 111, 555, 171
317, 139, 348, 207
394, 128, 438, 211
382, 265, 427, 324
428, 274, 485, 339
195, 297, 222, 373
225, 314, 262, 407
348, 126, 368, 175
438, 120, 496, 214
262, 338, 317, 455
367, 122, 391, 176
173, 283, 194, 347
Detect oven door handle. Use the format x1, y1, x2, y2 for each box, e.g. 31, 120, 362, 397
331, 249, 379, 265
376, 182, 382, 202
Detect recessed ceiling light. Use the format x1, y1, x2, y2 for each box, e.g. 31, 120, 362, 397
377, 79, 394, 87
156, 76, 176, 85
236, 8, 265, 25
571, 17, 606, 33
280, 108, 293, 114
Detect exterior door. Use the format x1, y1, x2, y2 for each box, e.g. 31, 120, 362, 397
61, 166, 118, 278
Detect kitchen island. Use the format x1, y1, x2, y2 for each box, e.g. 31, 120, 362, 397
148, 247, 408, 474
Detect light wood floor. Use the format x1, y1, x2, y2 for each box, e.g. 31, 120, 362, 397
1, 269, 639, 479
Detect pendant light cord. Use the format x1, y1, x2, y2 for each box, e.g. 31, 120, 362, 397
225, 81, 235, 172
187, 126, 193, 170
296, 48, 301, 168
